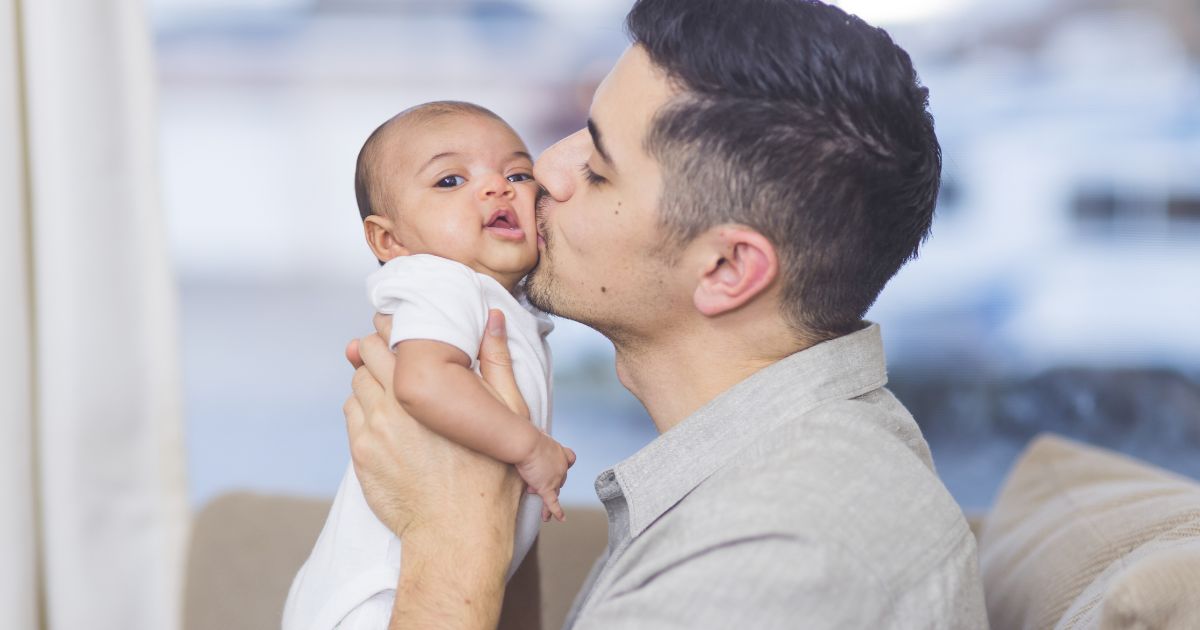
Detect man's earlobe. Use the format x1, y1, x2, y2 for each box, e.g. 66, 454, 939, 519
692, 228, 778, 317
363, 214, 408, 262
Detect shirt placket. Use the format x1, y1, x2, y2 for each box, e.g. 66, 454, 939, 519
564, 470, 634, 628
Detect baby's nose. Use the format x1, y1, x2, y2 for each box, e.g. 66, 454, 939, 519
478, 173, 514, 199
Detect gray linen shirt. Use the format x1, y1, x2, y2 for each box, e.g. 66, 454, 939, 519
562, 323, 988, 629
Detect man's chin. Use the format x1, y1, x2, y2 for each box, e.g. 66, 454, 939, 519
524, 266, 558, 315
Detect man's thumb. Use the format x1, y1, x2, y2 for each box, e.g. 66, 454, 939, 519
483, 310, 511, 363
479, 310, 527, 417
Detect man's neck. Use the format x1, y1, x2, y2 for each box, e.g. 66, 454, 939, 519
612, 324, 807, 434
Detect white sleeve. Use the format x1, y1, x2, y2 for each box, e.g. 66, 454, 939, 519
365, 255, 489, 364
333, 591, 395, 630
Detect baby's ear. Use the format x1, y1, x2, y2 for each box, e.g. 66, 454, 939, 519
363, 214, 408, 262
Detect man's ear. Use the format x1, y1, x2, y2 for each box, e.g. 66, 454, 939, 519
692, 226, 778, 317
363, 214, 409, 262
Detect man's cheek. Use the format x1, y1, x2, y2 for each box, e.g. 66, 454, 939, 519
554, 213, 584, 252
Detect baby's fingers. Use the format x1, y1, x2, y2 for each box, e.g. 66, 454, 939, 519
541, 491, 566, 522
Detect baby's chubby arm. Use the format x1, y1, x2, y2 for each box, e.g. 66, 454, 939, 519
392, 339, 575, 521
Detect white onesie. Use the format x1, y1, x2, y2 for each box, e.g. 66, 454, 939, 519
282, 254, 553, 630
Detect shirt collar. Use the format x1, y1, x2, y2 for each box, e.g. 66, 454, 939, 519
604, 322, 889, 538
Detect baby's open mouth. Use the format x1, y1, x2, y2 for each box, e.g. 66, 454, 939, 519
485, 208, 526, 241
487, 209, 518, 229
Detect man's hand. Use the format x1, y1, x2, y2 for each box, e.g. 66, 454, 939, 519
343, 309, 531, 628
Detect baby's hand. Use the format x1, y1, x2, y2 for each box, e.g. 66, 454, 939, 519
515, 433, 576, 522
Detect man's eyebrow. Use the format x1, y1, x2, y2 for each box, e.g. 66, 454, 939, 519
587, 118, 615, 170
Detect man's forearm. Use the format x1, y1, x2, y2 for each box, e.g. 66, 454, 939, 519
391, 528, 513, 629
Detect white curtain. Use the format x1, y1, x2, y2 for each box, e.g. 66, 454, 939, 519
0, 1, 189, 628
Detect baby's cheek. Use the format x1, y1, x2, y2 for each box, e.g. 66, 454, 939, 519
430, 219, 481, 260
515, 193, 537, 223
436, 215, 478, 240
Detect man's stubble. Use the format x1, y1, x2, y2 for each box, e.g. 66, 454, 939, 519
525, 193, 627, 343
526, 190, 679, 355
525, 190, 561, 317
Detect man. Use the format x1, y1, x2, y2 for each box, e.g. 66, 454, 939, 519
343, 0, 988, 627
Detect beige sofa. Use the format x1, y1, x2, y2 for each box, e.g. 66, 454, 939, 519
184, 434, 1200, 630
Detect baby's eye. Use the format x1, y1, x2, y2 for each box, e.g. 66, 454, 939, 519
507, 173, 534, 183
435, 175, 466, 188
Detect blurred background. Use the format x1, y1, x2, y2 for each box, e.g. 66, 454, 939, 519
150, 0, 1200, 514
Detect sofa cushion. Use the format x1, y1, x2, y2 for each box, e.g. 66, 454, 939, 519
977, 433, 1200, 630
184, 492, 610, 630
185, 492, 331, 630
1062, 538, 1200, 629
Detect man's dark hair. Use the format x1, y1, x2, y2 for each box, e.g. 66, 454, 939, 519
627, 0, 940, 342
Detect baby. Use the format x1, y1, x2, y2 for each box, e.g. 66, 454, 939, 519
283, 101, 574, 629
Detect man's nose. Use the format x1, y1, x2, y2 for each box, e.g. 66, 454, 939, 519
534, 128, 589, 203
478, 173, 515, 200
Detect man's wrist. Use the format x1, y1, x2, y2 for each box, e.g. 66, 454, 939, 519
393, 525, 513, 629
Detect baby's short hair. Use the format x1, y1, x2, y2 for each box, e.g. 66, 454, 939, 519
354, 101, 505, 221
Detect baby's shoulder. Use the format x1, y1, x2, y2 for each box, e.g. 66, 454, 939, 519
366, 255, 487, 316
374, 254, 482, 288
386, 254, 477, 277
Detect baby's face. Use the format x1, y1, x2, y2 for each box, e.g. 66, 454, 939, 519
384, 114, 539, 286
